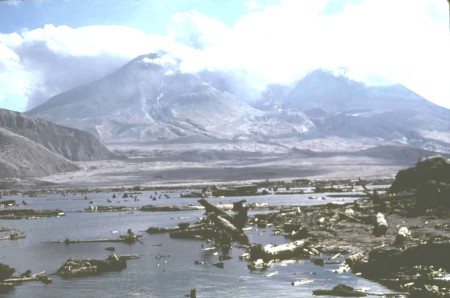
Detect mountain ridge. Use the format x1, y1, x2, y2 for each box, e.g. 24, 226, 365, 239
27, 54, 450, 153
0, 108, 119, 179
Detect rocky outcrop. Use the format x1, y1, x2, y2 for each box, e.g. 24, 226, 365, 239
389, 156, 450, 193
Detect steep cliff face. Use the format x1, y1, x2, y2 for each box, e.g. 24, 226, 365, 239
0, 108, 116, 161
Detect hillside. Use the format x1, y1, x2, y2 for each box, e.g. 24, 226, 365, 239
0, 128, 79, 179
0, 108, 116, 161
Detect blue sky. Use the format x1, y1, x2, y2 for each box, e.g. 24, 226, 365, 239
0, 0, 449, 112
0, 0, 276, 34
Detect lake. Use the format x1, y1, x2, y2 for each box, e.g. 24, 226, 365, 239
0, 190, 393, 297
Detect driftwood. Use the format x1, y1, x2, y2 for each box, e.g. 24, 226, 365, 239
57, 255, 127, 278
373, 212, 388, 236
345, 252, 365, 267
198, 199, 233, 222
0, 209, 64, 219
170, 228, 216, 240
47, 234, 142, 244
251, 240, 308, 261
247, 259, 273, 270
0, 232, 25, 240
313, 284, 367, 297
140, 205, 203, 212
208, 214, 249, 244
0, 200, 15, 207
394, 227, 410, 246
146, 227, 178, 234
3, 271, 53, 284
338, 210, 363, 223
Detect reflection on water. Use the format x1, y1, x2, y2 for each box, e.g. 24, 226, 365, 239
0, 191, 392, 297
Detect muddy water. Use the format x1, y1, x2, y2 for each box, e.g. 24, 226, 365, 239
0, 191, 393, 297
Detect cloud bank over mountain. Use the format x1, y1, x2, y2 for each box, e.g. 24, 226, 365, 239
0, 0, 449, 112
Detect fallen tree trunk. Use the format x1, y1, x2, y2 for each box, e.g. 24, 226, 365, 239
250, 240, 308, 261
169, 228, 216, 240
264, 240, 307, 259
313, 284, 367, 297
3, 271, 52, 284
198, 199, 233, 222
208, 214, 249, 244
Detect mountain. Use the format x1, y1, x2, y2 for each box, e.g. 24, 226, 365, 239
0, 108, 117, 179
257, 69, 450, 152
258, 69, 443, 113
28, 56, 450, 153
27, 54, 313, 143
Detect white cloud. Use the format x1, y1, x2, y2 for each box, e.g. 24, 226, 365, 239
0, 24, 195, 110
0, 0, 449, 112
179, 0, 450, 107
168, 10, 230, 50
245, 0, 261, 10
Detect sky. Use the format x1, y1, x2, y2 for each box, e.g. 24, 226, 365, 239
0, 0, 449, 112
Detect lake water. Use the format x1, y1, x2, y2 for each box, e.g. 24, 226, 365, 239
0, 190, 393, 297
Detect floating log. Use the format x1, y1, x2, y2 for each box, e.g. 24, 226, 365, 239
146, 227, 178, 234
46, 234, 142, 244
3, 271, 53, 284
140, 205, 203, 212
313, 284, 367, 297
57, 255, 127, 278
84, 206, 137, 212
0, 231, 25, 240
169, 228, 216, 240
0, 209, 64, 219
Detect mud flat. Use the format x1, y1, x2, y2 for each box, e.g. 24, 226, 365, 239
4, 152, 407, 191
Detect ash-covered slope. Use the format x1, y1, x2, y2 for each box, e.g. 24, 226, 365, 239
257, 70, 450, 153
28, 55, 450, 153
0, 108, 116, 161
0, 128, 79, 179
28, 54, 314, 143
